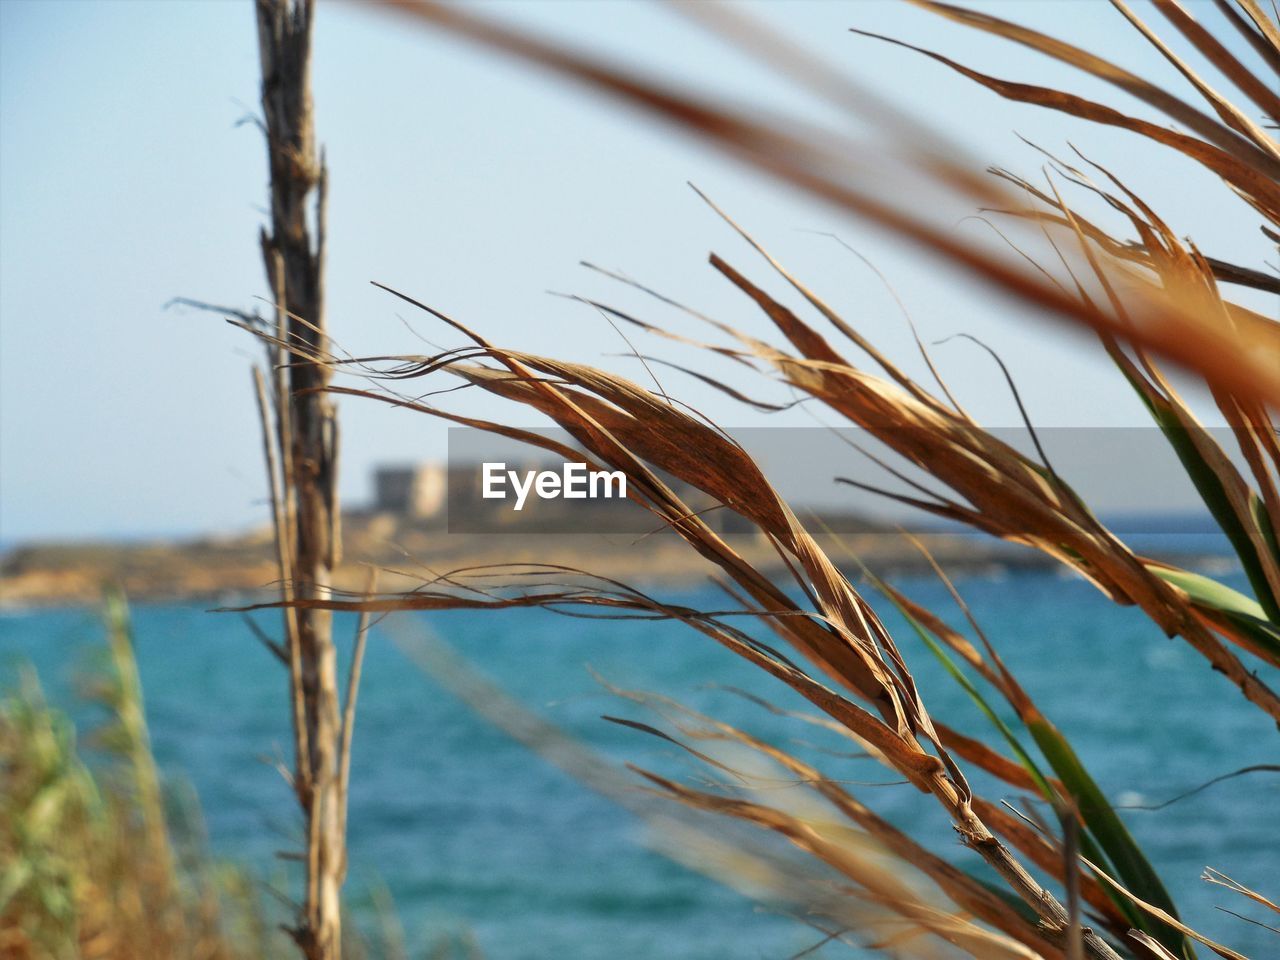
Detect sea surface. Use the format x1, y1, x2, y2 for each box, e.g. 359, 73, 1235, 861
2, 560, 1276, 959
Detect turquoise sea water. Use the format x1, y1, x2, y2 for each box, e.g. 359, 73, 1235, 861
2, 567, 1276, 958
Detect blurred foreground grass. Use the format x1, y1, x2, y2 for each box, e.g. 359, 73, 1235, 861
0, 591, 472, 960
0, 589, 289, 960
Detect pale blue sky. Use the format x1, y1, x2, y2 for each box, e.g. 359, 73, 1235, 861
1, 1, 1274, 542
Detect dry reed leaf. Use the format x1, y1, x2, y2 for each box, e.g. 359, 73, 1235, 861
380, 0, 1280, 410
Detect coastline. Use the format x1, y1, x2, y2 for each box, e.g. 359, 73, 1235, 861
0, 514, 1234, 610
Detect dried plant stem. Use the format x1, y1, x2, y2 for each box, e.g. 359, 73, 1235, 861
337, 569, 376, 880
254, 1, 343, 956
922, 769, 1122, 960
254, 366, 310, 797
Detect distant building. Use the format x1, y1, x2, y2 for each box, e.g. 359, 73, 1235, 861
372, 464, 446, 518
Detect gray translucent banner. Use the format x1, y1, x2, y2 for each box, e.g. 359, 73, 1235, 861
407, 426, 1251, 536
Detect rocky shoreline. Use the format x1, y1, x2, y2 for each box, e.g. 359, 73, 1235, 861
0, 514, 1228, 610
